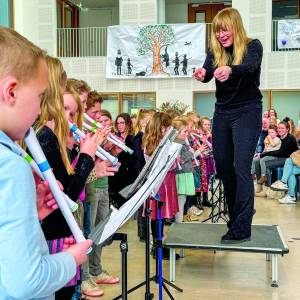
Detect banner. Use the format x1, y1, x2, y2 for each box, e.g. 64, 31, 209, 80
106, 24, 206, 79
278, 19, 300, 49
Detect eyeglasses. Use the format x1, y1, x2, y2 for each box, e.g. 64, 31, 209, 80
215, 29, 231, 36
117, 121, 125, 125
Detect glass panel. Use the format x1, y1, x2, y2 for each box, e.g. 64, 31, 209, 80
101, 94, 119, 120
57, 2, 62, 28
261, 91, 270, 113
65, 8, 72, 28
271, 91, 300, 124
195, 91, 270, 119
0, 0, 11, 27
196, 12, 205, 23
272, 0, 299, 19
122, 93, 155, 116
194, 92, 216, 118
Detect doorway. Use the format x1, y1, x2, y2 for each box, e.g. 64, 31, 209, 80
188, 3, 231, 23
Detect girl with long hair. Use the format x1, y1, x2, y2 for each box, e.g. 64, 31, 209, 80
143, 112, 179, 260
35, 56, 108, 299
172, 117, 196, 223
193, 8, 263, 243
132, 109, 154, 241
109, 113, 135, 208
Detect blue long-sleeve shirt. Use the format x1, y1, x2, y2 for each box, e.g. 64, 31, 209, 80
0, 131, 76, 300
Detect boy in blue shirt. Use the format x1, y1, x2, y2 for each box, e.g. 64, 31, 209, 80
0, 27, 92, 299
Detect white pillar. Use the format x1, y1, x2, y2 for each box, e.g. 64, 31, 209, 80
13, 0, 57, 56
157, 0, 165, 24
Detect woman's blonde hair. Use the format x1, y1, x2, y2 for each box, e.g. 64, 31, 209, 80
172, 116, 188, 132
134, 109, 154, 135
35, 56, 74, 174
211, 8, 250, 67
143, 112, 172, 156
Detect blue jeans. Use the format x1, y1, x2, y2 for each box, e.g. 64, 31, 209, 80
281, 158, 300, 197
212, 103, 262, 238
83, 202, 91, 238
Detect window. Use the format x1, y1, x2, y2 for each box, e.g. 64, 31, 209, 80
194, 90, 271, 118
100, 93, 156, 120
101, 94, 119, 120
272, 0, 300, 19
57, 0, 79, 28
121, 93, 156, 116
271, 90, 300, 123
0, 0, 13, 28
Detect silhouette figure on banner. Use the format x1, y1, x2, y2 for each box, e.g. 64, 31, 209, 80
173, 52, 179, 75
161, 46, 170, 68
115, 49, 123, 75
181, 54, 189, 75
127, 58, 133, 75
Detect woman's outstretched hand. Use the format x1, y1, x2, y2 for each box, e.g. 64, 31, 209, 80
193, 67, 206, 81
214, 66, 231, 82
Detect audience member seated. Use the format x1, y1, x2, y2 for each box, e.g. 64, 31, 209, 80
252, 125, 281, 185
268, 108, 280, 125
283, 116, 300, 146
254, 121, 298, 193
256, 117, 269, 154
270, 150, 300, 204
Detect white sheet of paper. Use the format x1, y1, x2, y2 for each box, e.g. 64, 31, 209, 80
97, 142, 181, 245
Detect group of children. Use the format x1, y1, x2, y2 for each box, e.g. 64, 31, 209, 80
0, 27, 217, 299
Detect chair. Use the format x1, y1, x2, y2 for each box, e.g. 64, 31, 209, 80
296, 174, 300, 201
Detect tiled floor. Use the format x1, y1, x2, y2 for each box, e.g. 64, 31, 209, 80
85, 195, 300, 300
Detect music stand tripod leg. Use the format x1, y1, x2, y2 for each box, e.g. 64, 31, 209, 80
111, 233, 128, 300
154, 195, 183, 299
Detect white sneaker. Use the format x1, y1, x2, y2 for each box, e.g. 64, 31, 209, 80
271, 180, 288, 191
188, 206, 203, 216
278, 194, 296, 204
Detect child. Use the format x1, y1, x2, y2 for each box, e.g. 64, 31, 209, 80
143, 112, 179, 260
254, 124, 281, 185
199, 116, 214, 207
133, 109, 155, 241
0, 27, 91, 299
35, 56, 110, 299
81, 93, 119, 298
172, 117, 196, 222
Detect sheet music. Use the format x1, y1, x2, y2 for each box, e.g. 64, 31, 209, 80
90, 142, 181, 245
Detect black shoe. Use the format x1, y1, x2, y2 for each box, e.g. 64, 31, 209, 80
202, 199, 212, 207
226, 221, 232, 229
164, 218, 175, 226
221, 233, 251, 244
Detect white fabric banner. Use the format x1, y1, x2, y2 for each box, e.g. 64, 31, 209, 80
278, 19, 300, 49
106, 23, 206, 79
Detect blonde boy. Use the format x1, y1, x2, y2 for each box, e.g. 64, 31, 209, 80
0, 27, 91, 299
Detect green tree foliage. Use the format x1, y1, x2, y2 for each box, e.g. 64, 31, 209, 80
137, 25, 175, 74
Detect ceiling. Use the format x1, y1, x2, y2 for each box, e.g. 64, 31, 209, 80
69, 0, 231, 9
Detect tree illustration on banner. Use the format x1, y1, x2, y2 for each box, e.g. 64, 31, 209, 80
137, 25, 175, 76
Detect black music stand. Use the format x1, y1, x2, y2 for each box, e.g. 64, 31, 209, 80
202, 175, 229, 223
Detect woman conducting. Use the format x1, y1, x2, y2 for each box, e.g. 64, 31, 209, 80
193, 8, 263, 243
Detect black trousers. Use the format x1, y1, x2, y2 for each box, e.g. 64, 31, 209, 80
55, 286, 75, 300
212, 103, 262, 238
